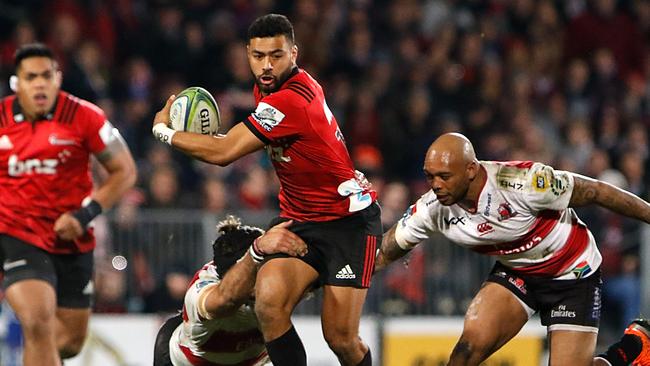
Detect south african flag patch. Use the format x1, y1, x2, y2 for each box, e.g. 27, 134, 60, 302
571, 260, 592, 279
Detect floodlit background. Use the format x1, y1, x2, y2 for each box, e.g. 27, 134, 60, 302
1, 0, 649, 365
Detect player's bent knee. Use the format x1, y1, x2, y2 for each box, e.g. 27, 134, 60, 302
20, 314, 56, 340
59, 335, 87, 359
323, 331, 362, 357
449, 335, 493, 363
254, 296, 290, 326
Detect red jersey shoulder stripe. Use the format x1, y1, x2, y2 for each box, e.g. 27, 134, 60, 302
59, 94, 81, 124
57, 95, 73, 124
286, 81, 315, 103
0, 99, 6, 127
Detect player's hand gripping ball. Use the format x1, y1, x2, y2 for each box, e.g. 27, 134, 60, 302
169, 87, 220, 135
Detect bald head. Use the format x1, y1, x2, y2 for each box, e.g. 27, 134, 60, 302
423, 133, 480, 206
426, 133, 477, 165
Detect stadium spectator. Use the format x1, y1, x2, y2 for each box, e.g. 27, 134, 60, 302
143, 265, 191, 315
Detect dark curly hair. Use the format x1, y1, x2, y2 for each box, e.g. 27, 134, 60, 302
247, 14, 294, 44
14, 43, 56, 70
212, 215, 264, 278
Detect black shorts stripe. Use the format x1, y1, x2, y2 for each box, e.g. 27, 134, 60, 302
362, 235, 377, 287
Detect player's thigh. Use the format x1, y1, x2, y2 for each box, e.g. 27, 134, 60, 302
5, 279, 57, 328
548, 329, 597, 366
0, 235, 58, 326
459, 282, 529, 352
321, 285, 368, 339
256, 257, 319, 311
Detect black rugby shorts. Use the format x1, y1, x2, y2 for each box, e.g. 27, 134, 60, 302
487, 262, 602, 331
0, 234, 94, 308
264, 202, 383, 288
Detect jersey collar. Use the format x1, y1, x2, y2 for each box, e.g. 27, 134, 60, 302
12, 95, 56, 123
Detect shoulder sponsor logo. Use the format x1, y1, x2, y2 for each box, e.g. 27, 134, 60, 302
0, 135, 13, 150
251, 102, 285, 131
550, 175, 569, 196
400, 203, 417, 226
195, 280, 213, 291
48, 134, 76, 146
533, 173, 547, 191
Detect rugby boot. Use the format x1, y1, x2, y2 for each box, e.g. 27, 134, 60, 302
625, 319, 650, 366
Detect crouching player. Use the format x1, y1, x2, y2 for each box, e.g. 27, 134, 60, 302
153, 216, 307, 366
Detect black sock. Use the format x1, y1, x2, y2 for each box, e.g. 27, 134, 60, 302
357, 349, 371, 366
597, 334, 642, 366
265, 325, 306, 366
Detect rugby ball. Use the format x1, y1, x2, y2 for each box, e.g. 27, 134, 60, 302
169, 87, 220, 135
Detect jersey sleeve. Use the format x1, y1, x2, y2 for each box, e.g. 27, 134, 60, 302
81, 103, 110, 154
243, 91, 303, 144
520, 162, 575, 211
394, 192, 439, 249
184, 266, 220, 322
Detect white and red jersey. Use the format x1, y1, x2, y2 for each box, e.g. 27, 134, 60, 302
243, 68, 376, 222
0, 92, 112, 254
396, 161, 602, 280
169, 262, 271, 366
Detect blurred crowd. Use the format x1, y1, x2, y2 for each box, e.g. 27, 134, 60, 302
1, 0, 649, 337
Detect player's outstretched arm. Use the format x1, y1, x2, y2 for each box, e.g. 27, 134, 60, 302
199, 223, 307, 319
570, 174, 650, 223
152, 95, 265, 166
375, 224, 413, 272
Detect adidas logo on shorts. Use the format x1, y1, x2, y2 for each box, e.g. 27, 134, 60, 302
336, 264, 356, 279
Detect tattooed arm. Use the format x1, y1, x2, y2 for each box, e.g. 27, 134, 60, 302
569, 174, 650, 223
375, 225, 415, 272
